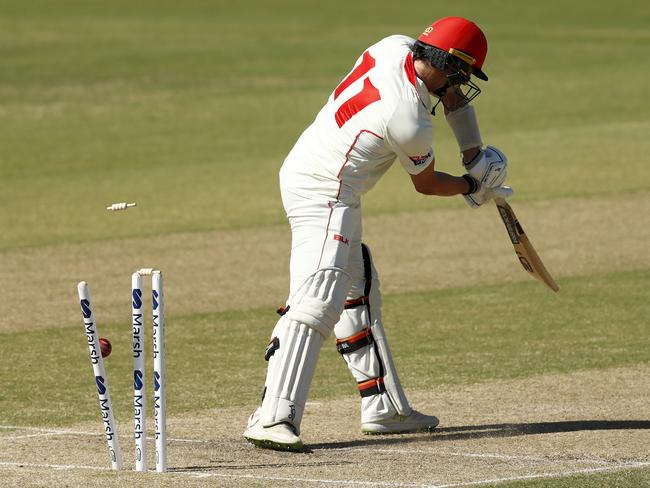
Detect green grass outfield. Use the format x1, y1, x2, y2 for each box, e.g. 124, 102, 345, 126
0, 0, 649, 486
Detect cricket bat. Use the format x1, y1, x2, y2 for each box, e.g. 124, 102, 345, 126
494, 198, 559, 292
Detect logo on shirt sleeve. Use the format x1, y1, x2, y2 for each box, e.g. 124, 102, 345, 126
409, 151, 432, 166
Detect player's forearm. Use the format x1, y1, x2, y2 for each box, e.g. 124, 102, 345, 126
415, 171, 470, 196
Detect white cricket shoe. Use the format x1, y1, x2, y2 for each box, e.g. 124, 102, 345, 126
243, 408, 303, 452
361, 410, 440, 435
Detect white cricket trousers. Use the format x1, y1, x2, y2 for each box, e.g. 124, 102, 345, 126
280, 186, 366, 304
271, 183, 411, 427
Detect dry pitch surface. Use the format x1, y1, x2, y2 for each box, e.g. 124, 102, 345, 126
1, 365, 649, 487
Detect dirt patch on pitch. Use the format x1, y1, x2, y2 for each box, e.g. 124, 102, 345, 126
1, 364, 649, 487
2, 193, 650, 332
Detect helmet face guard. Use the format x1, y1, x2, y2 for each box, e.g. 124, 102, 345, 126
414, 40, 481, 106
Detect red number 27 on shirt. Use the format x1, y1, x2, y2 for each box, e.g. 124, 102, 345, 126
333, 51, 381, 128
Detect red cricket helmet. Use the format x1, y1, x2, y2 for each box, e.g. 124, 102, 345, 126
418, 17, 488, 81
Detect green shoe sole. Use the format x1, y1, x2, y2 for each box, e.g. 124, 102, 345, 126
244, 436, 304, 452
361, 426, 434, 435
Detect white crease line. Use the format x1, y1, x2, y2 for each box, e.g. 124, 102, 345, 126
323, 447, 615, 466
3, 430, 100, 440
0, 425, 81, 431
0, 461, 108, 472
0, 426, 205, 444
0, 425, 96, 435
1, 428, 101, 440
4, 433, 204, 444
174, 471, 447, 487
168, 437, 213, 443
7, 433, 78, 440
0, 430, 616, 464
0, 461, 424, 485
1, 425, 644, 467
1, 459, 649, 487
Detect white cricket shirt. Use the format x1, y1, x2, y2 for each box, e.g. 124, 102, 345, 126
280, 35, 434, 205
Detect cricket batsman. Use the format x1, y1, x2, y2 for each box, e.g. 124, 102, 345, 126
244, 16, 512, 451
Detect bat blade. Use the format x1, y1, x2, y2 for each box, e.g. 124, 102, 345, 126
494, 198, 559, 292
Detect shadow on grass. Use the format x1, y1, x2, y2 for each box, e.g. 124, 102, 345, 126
308, 420, 650, 451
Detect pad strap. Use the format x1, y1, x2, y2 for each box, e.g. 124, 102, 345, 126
361, 244, 385, 380
264, 337, 280, 361
358, 377, 386, 397
336, 327, 374, 354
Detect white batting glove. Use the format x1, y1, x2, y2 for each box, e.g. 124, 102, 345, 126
464, 184, 514, 208
462, 145, 512, 208
463, 145, 508, 188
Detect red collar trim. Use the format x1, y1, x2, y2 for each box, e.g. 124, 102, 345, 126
403, 52, 417, 88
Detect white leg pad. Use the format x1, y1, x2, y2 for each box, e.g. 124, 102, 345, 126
286, 267, 352, 338
260, 317, 323, 434
336, 307, 412, 422
334, 245, 411, 423
369, 320, 411, 419
260, 267, 352, 434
